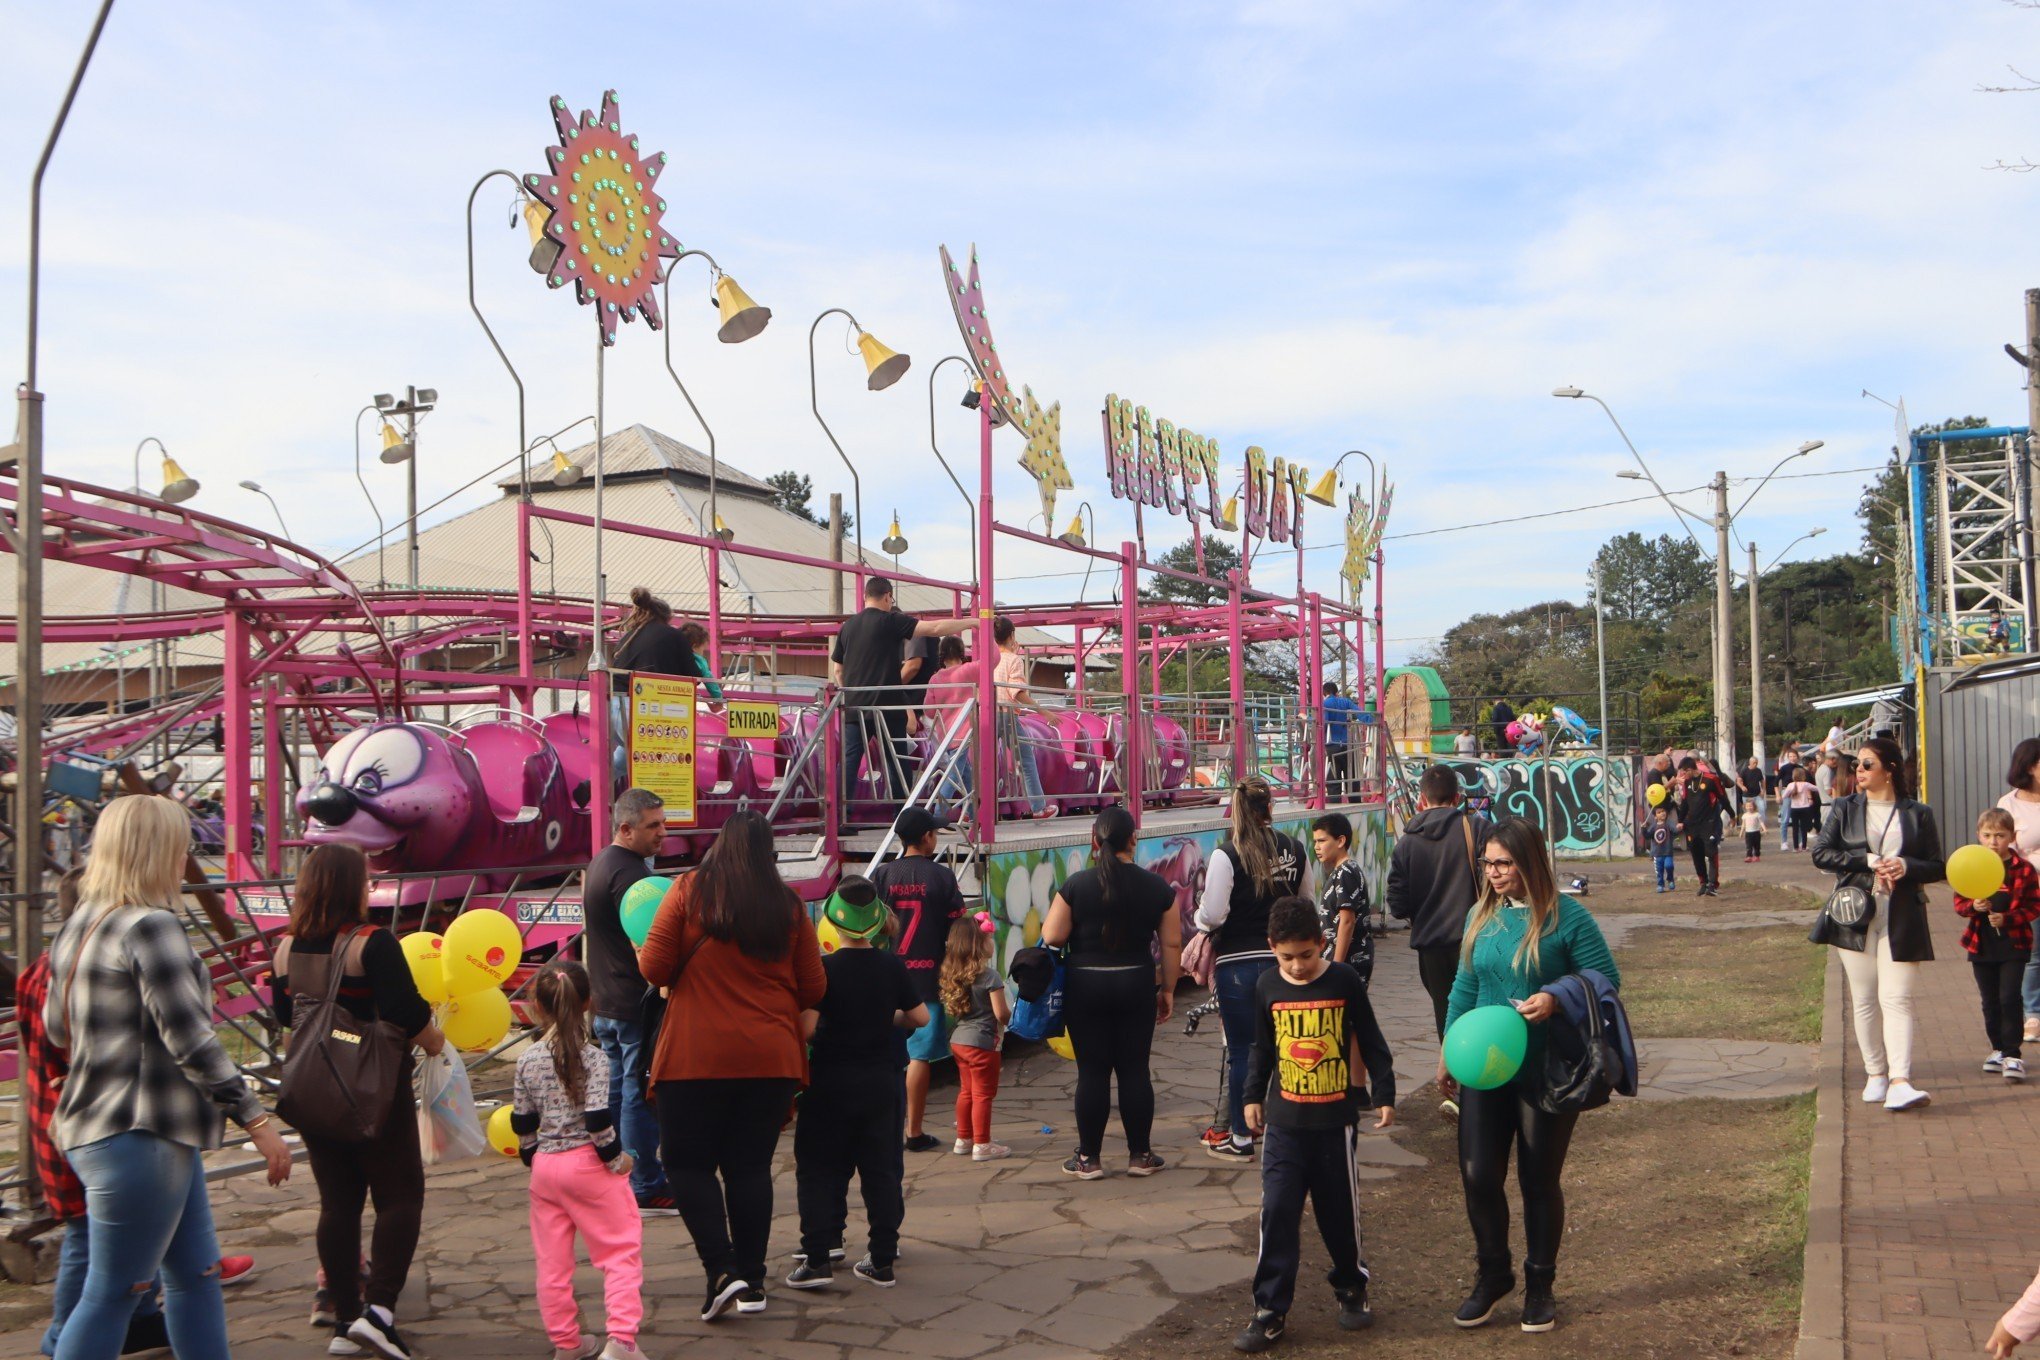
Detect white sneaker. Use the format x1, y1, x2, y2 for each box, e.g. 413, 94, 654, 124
1985, 1051, 2005, 1073
2008, 1058, 2027, 1083
972, 1142, 1012, 1161
2026, 1017, 2040, 1043
329, 1340, 365, 1358
1861, 1076, 1889, 1103
1884, 1080, 1931, 1111
952, 1138, 971, 1155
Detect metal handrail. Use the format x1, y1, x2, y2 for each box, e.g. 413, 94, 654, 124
863, 698, 975, 871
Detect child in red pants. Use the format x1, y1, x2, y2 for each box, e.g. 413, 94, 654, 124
514, 962, 644, 1360
941, 914, 1013, 1161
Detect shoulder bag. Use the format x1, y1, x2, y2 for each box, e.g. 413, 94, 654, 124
276, 928, 409, 1142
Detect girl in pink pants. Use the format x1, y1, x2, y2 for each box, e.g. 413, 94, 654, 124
513, 962, 646, 1360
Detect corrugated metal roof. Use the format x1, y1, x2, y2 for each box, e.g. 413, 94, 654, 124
497, 424, 775, 495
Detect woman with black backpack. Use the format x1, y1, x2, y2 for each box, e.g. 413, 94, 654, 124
274, 843, 443, 1359
1193, 778, 1310, 1163
1436, 818, 1619, 1336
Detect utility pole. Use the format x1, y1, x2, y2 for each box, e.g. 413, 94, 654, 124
1593, 561, 1613, 859
1748, 541, 1766, 782
1712, 471, 1735, 773
2023, 288, 2040, 647
1780, 587, 1797, 721
827, 492, 844, 616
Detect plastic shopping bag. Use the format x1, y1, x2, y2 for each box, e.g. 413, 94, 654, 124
1006, 947, 1066, 1042
415, 1049, 489, 1164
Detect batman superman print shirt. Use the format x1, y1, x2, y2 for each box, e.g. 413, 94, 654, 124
1243, 960, 1397, 1129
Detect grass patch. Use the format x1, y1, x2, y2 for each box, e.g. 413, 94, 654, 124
1116, 1093, 1816, 1359
1616, 924, 1825, 1042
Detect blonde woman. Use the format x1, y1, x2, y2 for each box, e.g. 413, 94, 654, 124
1437, 818, 1618, 1335
45, 796, 291, 1360
1194, 778, 1310, 1161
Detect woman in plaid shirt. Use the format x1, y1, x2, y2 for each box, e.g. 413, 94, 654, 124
42, 796, 291, 1360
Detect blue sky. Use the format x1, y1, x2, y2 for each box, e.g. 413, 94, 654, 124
4, 0, 2035, 663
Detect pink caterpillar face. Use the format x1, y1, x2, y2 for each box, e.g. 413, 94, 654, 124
297, 723, 475, 870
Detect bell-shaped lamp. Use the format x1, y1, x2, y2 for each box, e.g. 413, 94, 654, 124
881, 513, 909, 556
1305, 468, 1340, 506
1216, 495, 1239, 532
379, 422, 414, 465
548, 450, 582, 487
857, 331, 911, 391
714, 274, 772, 344
159, 456, 200, 504
523, 198, 561, 276
1057, 513, 1087, 548
713, 512, 735, 543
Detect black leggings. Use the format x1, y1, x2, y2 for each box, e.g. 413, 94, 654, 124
1417, 946, 1461, 1038
1688, 834, 1718, 888
1458, 1079, 1579, 1276
1975, 956, 2028, 1058
301, 1078, 424, 1322
656, 1077, 798, 1286
1062, 964, 1159, 1158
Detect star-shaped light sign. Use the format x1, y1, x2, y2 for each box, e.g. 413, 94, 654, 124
525, 90, 682, 345
940, 244, 1013, 422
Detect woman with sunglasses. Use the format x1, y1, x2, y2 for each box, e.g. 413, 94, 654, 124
1812, 736, 1946, 1112
1436, 818, 1618, 1334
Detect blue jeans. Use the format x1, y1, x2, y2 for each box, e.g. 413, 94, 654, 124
593, 1015, 668, 1199
1653, 855, 1675, 889
42, 1220, 162, 1357
59, 1130, 227, 1360
1216, 957, 1278, 1141
2022, 953, 2040, 1025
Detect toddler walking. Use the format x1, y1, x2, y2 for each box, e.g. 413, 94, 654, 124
1741, 803, 1766, 863
1649, 806, 1676, 892
513, 962, 645, 1360
943, 914, 1013, 1161
1957, 809, 2040, 1082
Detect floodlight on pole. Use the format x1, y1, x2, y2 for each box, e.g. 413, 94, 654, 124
237, 479, 295, 543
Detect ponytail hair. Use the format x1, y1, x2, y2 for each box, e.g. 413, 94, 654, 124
1859, 735, 1915, 800
616, 586, 672, 647
1090, 805, 1139, 952
1228, 777, 1279, 897
532, 960, 593, 1105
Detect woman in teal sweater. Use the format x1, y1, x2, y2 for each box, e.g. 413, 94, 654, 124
1437, 817, 1618, 1337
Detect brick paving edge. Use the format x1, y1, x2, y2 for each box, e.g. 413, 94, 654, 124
1796, 947, 1846, 1360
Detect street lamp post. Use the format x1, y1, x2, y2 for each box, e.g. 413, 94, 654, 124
808, 307, 911, 572
238, 480, 295, 543
1745, 528, 1826, 787
372, 385, 436, 598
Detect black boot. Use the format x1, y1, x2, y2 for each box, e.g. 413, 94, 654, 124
1454, 1267, 1516, 1328
1522, 1264, 1557, 1333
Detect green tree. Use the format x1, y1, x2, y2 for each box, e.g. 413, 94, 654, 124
766, 470, 851, 531
1590, 531, 1711, 624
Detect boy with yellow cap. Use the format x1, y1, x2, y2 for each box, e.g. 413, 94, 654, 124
788, 878, 930, 1290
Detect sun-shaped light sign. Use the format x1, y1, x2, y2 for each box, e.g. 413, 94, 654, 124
524, 90, 681, 346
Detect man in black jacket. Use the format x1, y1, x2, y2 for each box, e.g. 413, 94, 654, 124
1387, 765, 1490, 1036
1677, 756, 1727, 897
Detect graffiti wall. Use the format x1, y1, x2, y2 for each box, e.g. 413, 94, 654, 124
1395, 752, 1640, 857
980, 807, 1393, 970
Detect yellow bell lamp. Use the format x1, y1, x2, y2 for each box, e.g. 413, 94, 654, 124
548, 449, 582, 487
713, 273, 772, 343
857, 331, 912, 391
881, 513, 909, 556
379, 422, 414, 465
159, 456, 200, 504
1216, 495, 1240, 532
1057, 513, 1087, 549
713, 512, 734, 543
522, 198, 561, 276
1305, 468, 1340, 506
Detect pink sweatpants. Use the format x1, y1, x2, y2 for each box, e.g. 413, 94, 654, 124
529, 1146, 643, 1349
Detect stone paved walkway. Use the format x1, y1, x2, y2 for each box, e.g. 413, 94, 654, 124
0, 870, 1819, 1360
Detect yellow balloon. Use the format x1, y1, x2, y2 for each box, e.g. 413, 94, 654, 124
816, 917, 844, 954
486, 1104, 520, 1157
1046, 1033, 1076, 1061
442, 910, 524, 996
442, 986, 513, 1051
1948, 843, 2009, 901
1646, 783, 1667, 807
400, 932, 449, 1005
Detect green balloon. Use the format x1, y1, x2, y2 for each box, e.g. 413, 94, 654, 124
620, 875, 672, 948
1443, 1004, 1530, 1091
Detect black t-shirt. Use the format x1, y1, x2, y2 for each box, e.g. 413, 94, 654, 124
275, 926, 431, 1037
612, 621, 696, 678
1243, 961, 1396, 1130
1060, 863, 1173, 968
832, 606, 920, 699
809, 948, 922, 1073
900, 635, 941, 708
870, 855, 966, 1003
1738, 766, 1763, 797
584, 844, 652, 1020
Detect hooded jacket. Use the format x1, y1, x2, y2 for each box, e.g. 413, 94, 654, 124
1386, 805, 1490, 950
